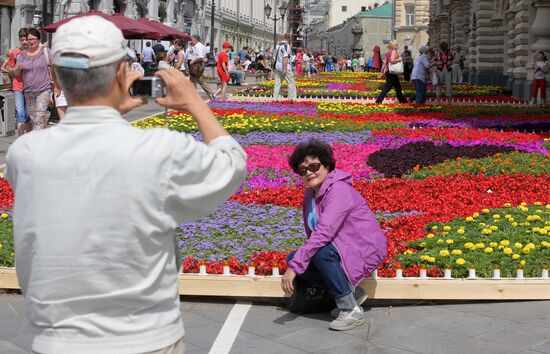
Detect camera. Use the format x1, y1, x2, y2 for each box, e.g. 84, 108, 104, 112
130, 77, 166, 98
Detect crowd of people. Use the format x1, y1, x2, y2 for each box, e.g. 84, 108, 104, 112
3, 30, 549, 133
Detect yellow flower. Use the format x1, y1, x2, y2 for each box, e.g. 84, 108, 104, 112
504, 214, 512, 219
512, 254, 520, 260
493, 214, 500, 219
473, 212, 480, 218
489, 242, 498, 248
437, 239, 444, 245
514, 242, 523, 249
512, 222, 518, 227
520, 260, 526, 266
426, 233, 435, 238
481, 228, 492, 235
482, 208, 490, 213
520, 202, 527, 206
535, 209, 543, 214
476, 242, 485, 249
489, 226, 498, 231
439, 250, 450, 257
522, 247, 531, 255
503, 203, 512, 208
534, 201, 542, 206
431, 225, 438, 230
404, 249, 413, 255
500, 240, 510, 246
419, 242, 426, 247
443, 226, 452, 231
540, 229, 548, 235
446, 239, 454, 245
451, 249, 462, 255
428, 257, 436, 263
457, 229, 465, 234
503, 248, 513, 255
456, 258, 466, 266
526, 243, 536, 250
0, 213, 7, 219
464, 242, 474, 249
484, 247, 494, 254
465, 217, 474, 222
541, 241, 550, 248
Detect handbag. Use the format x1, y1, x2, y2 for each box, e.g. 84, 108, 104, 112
287, 276, 336, 314
389, 61, 404, 75
188, 61, 204, 78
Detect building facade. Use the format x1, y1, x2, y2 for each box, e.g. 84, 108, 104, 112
2, 0, 296, 59
394, 0, 429, 55
325, 0, 381, 29
429, 0, 550, 100
309, 2, 392, 57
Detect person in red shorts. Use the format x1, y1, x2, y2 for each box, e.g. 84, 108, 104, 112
214, 42, 231, 100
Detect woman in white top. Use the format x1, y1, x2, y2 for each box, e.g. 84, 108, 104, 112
174, 39, 187, 75
303, 50, 311, 78
531, 50, 549, 107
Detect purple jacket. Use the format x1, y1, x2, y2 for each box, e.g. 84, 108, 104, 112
288, 169, 387, 287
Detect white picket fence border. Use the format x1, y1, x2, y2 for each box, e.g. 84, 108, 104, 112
3, 267, 550, 300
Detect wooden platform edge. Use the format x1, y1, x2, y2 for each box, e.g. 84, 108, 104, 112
3, 268, 550, 300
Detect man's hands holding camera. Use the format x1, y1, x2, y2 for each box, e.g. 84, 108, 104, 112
123, 68, 208, 116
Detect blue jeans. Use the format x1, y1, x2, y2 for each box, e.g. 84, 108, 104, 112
229, 70, 243, 84
411, 79, 427, 104
14, 91, 29, 123
287, 243, 352, 299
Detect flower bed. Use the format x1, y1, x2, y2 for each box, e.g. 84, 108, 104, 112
240, 72, 509, 100
0, 73, 549, 281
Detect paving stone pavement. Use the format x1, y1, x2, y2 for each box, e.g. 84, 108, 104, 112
1, 292, 550, 354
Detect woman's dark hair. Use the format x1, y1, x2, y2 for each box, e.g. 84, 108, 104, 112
27, 27, 41, 40
538, 51, 548, 62
18, 27, 28, 38
288, 139, 336, 173
439, 41, 449, 52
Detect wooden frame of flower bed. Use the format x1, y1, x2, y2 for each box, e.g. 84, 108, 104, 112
2, 267, 550, 300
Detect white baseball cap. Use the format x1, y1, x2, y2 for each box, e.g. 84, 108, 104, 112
52, 15, 135, 69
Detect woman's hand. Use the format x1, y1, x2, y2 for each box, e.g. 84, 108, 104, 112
281, 267, 296, 294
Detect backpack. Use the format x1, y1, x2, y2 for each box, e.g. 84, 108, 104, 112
272, 43, 289, 70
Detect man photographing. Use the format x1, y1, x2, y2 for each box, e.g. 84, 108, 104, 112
6, 16, 246, 354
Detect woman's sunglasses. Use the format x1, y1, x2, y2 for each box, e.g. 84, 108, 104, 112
295, 163, 322, 176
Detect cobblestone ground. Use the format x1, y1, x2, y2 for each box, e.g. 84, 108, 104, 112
1, 292, 550, 354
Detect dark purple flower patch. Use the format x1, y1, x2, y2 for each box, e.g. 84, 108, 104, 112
367, 141, 516, 178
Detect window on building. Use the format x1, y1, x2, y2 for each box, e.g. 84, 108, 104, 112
361, 6, 366, 12
341, 6, 347, 12
405, 4, 415, 26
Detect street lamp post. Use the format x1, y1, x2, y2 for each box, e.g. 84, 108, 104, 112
299, 24, 312, 49
206, 0, 216, 67
265, 1, 288, 50
319, 33, 326, 53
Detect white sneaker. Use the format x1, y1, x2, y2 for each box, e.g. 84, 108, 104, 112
330, 287, 368, 318
329, 306, 364, 331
